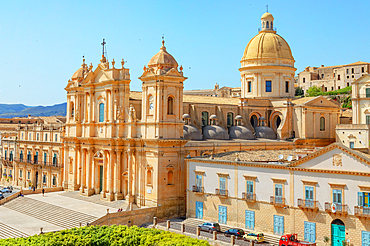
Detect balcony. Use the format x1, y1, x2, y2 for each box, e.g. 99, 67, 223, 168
325, 202, 348, 215
13, 158, 61, 168
0, 157, 13, 166
242, 192, 256, 202
298, 199, 319, 211
354, 206, 370, 218
192, 185, 204, 194
270, 196, 286, 207
215, 189, 228, 198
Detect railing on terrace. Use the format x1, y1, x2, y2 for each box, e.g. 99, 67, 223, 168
10, 158, 61, 168
298, 199, 319, 211
192, 185, 204, 193
270, 196, 286, 207
242, 192, 256, 202
354, 206, 370, 218
325, 202, 348, 214
215, 189, 228, 198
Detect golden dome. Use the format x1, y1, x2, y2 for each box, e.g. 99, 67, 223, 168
241, 32, 294, 61
261, 12, 273, 19
148, 41, 178, 69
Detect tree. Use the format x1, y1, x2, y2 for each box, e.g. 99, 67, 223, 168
295, 87, 304, 97
306, 86, 322, 97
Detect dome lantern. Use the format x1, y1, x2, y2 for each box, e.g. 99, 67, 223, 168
260, 12, 274, 32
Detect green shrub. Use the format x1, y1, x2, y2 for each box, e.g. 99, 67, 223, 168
0, 225, 210, 246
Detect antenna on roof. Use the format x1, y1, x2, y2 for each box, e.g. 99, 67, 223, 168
287, 155, 293, 162
278, 154, 283, 160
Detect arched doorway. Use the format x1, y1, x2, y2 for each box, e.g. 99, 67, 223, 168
250, 115, 258, 128
331, 219, 345, 246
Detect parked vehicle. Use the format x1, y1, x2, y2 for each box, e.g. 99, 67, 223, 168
6, 186, 13, 191
224, 228, 245, 238
279, 234, 316, 246
243, 232, 265, 243
0, 188, 11, 193
197, 222, 221, 232
0, 193, 3, 200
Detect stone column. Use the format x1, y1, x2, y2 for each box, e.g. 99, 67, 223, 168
47, 170, 51, 188
86, 148, 93, 195
62, 146, 69, 189
73, 147, 79, 190
80, 148, 86, 193
100, 151, 107, 198
115, 150, 123, 200
107, 150, 115, 201
126, 149, 132, 200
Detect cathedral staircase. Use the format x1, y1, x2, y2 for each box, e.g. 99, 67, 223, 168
3, 197, 98, 229
0, 222, 29, 239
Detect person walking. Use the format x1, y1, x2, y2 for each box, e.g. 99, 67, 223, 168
42, 188, 45, 197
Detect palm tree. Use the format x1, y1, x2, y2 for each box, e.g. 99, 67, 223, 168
323, 236, 330, 245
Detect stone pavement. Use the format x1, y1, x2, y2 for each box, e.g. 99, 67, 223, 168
0, 191, 122, 238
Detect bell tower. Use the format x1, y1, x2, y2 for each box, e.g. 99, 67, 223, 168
139, 40, 187, 139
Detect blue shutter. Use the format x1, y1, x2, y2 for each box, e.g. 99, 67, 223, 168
274, 215, 284, 236
359, 192, 364, 207
220, 178, 226, 190
99, 103, 104, 122
247, 181, 253, 194
245, 210, 255, 230
218, 205, 227, 224
363, 231, 370, 246
196, 201, 203, 219
304, 221, 316, 243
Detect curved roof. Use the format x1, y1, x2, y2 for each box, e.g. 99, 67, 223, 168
242, 32, 294, 61
148, 41, 178, 69
255, 126, 277, 139
203, 125, 229, 140
183, 125, 202, 141
229, 126, 255, 140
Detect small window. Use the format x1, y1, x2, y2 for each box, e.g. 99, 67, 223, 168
248, 81, 252, 92
320, 117, 325, 131
43, 174, 46, 184
53, 176, 56, 186
29, 133, 31, 140
362, 67, 365, 73
346, 69, 349, 74
350, 142, 354, 149
147, 170, 152, 185
303, 78, 305, 83
70, 102, 74, 118
19, 170, 22, 178
55, 134, 58, 142
99, 103, 104, 122
202, 111, 209, 127
168, 170, 173, 185
366, 88, 370, 98
265, 81, 272, 92
338, 86, 340, 90
285, 81, 289, 93
352, 68, 354, 73
366, 115, 370, 124
337, 75, 340, 80
45, 134, 47, 141
347, 83, 349, 87
167, 96, 174, 115
321, 74, 324, 79
36, 133, 39, 141
28, 171, 30, 179
347, 75, 349, 79
227, 112, 234, 128
21, 133, 23, 140
266, 21, 269, 28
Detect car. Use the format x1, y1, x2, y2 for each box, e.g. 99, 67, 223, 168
0, 193, 3, 200
197, 222, 221, 232
224, 228, 245, 238
6, 186, 13, 191
243, 232, 265, 243
0, 188, 11, 193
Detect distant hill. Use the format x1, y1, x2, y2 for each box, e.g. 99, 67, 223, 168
0, 103, 66, 118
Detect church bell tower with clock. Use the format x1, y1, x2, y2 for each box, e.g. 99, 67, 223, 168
139, 40, 187, 139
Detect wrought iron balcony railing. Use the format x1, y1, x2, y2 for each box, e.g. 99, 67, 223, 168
298, 199, 319, 211
354, 206, 370, 218
215, 189, 228, 198
192, 185, 204, 193
270, 196, 286, 207
325, 202, 348, 214
242, 192, 256, 202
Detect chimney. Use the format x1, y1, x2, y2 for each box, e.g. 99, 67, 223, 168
321, 65, 324, 67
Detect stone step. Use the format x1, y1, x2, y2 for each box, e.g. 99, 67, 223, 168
0, 221, 29, 239
3, 197, 98, 229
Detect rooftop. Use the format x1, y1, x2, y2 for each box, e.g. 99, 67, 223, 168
197, 148, 319, 163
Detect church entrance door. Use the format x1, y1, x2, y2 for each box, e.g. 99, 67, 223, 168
99, 166, 103, 193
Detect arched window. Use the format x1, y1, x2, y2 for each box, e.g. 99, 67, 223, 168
44, 153, 47, 165
250, 115, 258, 128
167, 96, 174, 115
266, 21, 269, 28
9, 151, 13, 161
320, 117, 325, 131
52, 176, 56, 186
70, 102, 74, 118
99, 103, 104, 122
227, 112, 234, 128
168, 170, 174, 185
148, 95, 154, 114
202, 111, 209, 127
147, 170, 152, 185
43, 174, 46, 184
20, 150, 23, 161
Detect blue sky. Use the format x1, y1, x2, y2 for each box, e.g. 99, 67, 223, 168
0, 0, 369, 105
